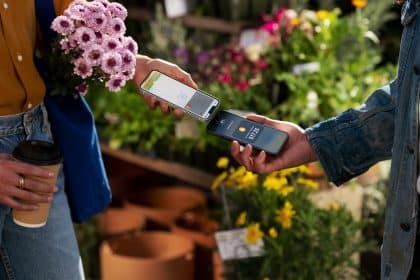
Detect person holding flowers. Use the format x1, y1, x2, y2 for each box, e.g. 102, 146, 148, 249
0, 0, 196, 279
231, 0, 420, 278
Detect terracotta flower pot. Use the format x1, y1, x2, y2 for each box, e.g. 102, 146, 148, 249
172, 212, 219, 280
97, 207, 146, 238
124, 186, 207, 226
100, 231, 195, 280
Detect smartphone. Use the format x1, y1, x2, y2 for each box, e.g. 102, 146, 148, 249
139, 70, 220, 121
207, 110, 289, 155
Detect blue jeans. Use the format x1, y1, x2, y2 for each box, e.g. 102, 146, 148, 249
0, 104, 84, 280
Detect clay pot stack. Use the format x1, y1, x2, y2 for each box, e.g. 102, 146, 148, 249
98, 185, 219, 280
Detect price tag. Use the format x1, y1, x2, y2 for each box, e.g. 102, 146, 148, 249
164, 0, 189, 18
215, 228, 264, 261
291, 62, 320, 76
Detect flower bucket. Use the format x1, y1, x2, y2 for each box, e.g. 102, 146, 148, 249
124, 186, 207, 226
100, 231, 195, 280
172, 212, 218, 280
97, 207, 146, 238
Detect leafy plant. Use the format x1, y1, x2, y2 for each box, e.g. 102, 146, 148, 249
212, 159, 371, 279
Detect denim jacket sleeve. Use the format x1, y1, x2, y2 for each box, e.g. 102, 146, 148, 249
305, 82, 396, 186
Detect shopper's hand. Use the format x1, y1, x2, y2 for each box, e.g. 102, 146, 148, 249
0, 154, 58, 210
230, 115, 318, 174
134, 55, 198, 118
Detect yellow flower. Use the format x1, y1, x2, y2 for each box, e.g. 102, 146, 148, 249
290, 17, 302, 26
279, 167, 300, 177
268, 227, 278, 238
263, 176, 287, 191
211, 171, 227, 191
316, 10, 330, 20
328, 202, 341, 211
236, 211, 247, 226
352, 0, 367, 8
297, 178, 319, 190
245, 223, 264, 245
216, 157, 229, 169
276, 201, 296, 230
237, 171, 258, 190
278, 185, 294, 197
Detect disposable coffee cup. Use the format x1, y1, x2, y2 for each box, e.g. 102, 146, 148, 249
12, 140, 62, 228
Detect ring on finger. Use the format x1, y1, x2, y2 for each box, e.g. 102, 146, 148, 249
18, 176, 25, 190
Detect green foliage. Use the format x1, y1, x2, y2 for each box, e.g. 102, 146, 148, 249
212, 164, 371, 279
86, 83, 176, 152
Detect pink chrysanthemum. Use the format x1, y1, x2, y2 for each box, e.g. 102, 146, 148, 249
73, 26, 96, 47
101, 52, 122, 74
102, 36, 121, 52
86, 12, 108, 31
96, 0, 111, 8
68, 3, 88, 20
51, 15, 74, 35
77, 83, 89, 96
86, 1, 106, 13
119, 49, 136, 72
94, 31, 104, 44
122, 69, 135, 80
108, 17, 126, 35
122, 36, 138, 55
106, 75, 126, 92
84, 44, 104, 66
59, 38, 72, 54
108, 2, 127, 20
73, 57, 93, 79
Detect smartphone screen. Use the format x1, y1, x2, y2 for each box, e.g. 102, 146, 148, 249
140, 70, 219, 121
207, 111, 288, 155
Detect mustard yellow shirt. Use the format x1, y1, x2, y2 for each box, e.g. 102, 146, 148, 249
0, 0, 72, 115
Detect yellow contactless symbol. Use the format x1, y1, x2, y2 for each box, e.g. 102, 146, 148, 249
239, 127, 247, 133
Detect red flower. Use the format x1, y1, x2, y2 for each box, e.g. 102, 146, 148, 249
235, 80, 250, 91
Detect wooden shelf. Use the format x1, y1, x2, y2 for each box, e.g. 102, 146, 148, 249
127, 7, 249, 34
101, 144, 215, 190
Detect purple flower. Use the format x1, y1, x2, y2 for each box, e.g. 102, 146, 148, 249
196, 52, 210, 65
59, 38, 72, 54
102, 36, 122, 52
122, 69, 135, 80
174, 47, 189, 65
108, 17, 126, 35
73, 57, 93, 79
68, 3, 88, 20
86, 12, 108, 31
73, 26, 96, 47
84, 44, 104, 66
97, 0, 110, 8
101, 52, 122, 74
51, 15, 74, 35
94, 31, 103, 44
106, 75, 126, 92
107, 2, 127, 20
119, 49, 136, 72
77, 83, 89, 96
122, 36, 138, 55
86, 2, 106, 14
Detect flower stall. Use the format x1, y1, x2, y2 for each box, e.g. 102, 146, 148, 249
67, 0, 399, 278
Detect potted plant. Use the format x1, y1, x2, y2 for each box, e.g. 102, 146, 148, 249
211, 157, 370, 279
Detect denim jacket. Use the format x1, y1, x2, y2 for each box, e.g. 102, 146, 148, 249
306, 0, 420, 278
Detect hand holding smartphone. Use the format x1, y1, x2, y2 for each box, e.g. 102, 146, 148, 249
207, 111, 288, 155
139, 71, 289, 155
139, 70, 219, 121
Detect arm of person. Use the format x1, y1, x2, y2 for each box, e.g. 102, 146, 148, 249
232, 81, 396, 186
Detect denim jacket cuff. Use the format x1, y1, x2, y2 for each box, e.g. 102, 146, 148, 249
305, 120, 353, 186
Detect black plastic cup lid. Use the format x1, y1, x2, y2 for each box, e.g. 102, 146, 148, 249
12, 140, 62, 166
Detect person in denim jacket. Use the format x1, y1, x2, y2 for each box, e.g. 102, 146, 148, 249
231, 0, 420, 278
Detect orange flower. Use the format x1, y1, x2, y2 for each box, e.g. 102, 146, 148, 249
352, 0, 367, 8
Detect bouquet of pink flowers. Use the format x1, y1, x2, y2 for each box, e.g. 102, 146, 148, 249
50, 0, 138, 94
